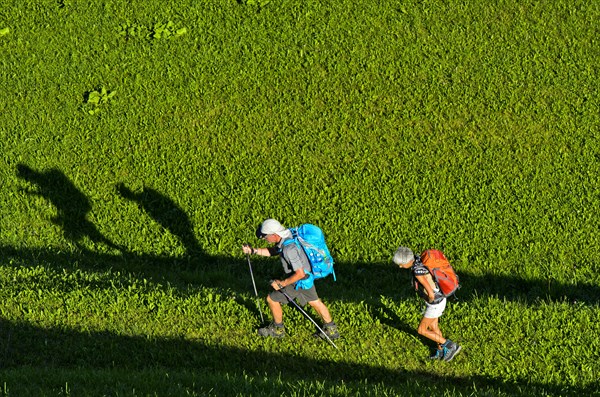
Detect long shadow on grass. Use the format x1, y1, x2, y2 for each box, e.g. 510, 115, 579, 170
116, 182, 208, 261
2, 242, 598, 350
11, 164, 600, 308
2, 240, 598, 313
326, 260, 600, 306
0, 319, 595, 396
16, 164, 122, 252
3, 245, 595, 311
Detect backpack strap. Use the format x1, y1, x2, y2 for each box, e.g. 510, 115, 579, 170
412, 257, 429, 276
281, 236, 314, 287
411, 256, 441, 300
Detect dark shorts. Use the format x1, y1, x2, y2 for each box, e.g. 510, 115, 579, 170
269, 284, 319, 307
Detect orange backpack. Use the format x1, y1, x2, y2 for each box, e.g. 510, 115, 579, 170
420, 249, 460, 298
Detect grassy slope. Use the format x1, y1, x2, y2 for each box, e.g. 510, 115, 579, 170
0, 0, 599, 395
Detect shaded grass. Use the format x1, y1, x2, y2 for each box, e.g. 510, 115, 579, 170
1, 316, 598, 397
1, 246, 599, 395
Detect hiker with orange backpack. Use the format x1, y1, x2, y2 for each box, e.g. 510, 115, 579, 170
393, 247, 462, 361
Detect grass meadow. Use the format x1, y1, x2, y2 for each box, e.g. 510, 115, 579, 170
1, 0, 599, 395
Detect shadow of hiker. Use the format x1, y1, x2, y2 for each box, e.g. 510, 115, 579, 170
11, 164, 246, 294
16, 164, 122, 252
116, 183, 211, 265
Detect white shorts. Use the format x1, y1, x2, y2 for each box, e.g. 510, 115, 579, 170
422, 298, 447, 319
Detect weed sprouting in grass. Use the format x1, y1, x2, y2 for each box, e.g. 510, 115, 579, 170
239, 0, 271, 7
84, 87, 116, 115
117, 20, 187, 41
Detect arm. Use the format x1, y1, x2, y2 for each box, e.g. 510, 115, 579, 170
242, 244, 277, 257
415, 274, 436, 303
271, 243, 310, 290
272, 268, 306, 290
251, 246, 273, 257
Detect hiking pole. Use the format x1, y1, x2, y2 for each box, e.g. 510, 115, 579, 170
273, 281, 339, 349
244, 245, 264, 323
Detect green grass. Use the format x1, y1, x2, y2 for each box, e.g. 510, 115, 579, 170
1, 0, 599, 395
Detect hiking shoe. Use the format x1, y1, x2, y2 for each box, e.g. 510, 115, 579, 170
257, 322, 285, 338
314, 323, 340, 340
429, 348, 445, 360
443, 341, 462, 362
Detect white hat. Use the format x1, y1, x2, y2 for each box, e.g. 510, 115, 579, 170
260, 219, 286, 237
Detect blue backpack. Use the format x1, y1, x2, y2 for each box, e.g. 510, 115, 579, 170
282, 224, 336, 289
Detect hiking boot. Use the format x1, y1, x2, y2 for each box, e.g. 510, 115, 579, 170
429, 348, 444, 360
442, 340, 462, 362
314, 322, 340, 340
257, 322, 285, 338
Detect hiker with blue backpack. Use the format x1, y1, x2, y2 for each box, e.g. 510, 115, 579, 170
242, 219, 340, 341
393, 246, 462, 362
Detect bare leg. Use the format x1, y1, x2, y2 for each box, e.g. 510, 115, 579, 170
429, 317, 444, 348
418, 317, 446, 345
308, 299, 333, 323
267, 295, 283, 323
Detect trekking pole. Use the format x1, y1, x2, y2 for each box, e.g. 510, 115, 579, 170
244, 245, 264, 324
274, 281, 339, 349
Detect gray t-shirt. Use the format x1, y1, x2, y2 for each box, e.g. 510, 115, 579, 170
278, 238, 311, 276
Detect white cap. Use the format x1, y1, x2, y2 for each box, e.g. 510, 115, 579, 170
260, 219, 286, 237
